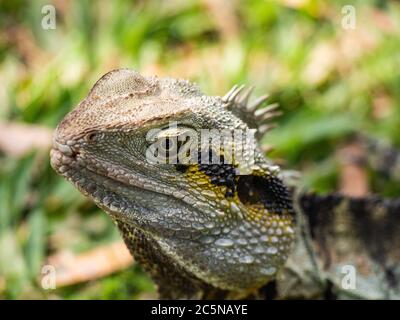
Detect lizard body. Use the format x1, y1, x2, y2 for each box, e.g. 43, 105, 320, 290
50, 69, 400, 299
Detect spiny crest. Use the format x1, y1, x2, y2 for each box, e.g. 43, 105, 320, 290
221, 84, 282, 143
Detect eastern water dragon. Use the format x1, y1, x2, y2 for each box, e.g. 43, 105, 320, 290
50, 69, 400, 299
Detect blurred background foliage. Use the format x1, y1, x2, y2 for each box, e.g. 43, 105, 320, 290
0, 0, 399, 299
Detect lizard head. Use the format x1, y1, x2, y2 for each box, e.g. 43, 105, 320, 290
50, 69, 295, 293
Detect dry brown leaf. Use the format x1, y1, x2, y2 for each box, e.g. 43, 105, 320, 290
45, 241, 133, 287
5, 26, 50, 71
337, 143, 369, 197
53, 0, 72, 18
370, 8, 397, 34
0, 122, 52, 157
201, 0, 240, 41
302, 8, 384, 85
372, 92, 393, 119
0, 277, 5, 294
279, 0, 310, 9
302, 41, 337, 86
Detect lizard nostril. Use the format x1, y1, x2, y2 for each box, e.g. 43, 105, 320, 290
52, 137, 80, 159
53, 138, 73, 156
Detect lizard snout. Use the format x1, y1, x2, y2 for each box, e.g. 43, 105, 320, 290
52, 137, 74, 156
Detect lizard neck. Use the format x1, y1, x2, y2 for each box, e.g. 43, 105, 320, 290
115, 219, 229, 299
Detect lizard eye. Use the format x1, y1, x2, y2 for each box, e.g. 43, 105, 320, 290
146, 126, 198, 165
85, 132, 98, 142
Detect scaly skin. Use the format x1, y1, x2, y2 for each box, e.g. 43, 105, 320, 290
50, 69, 400, 299
50, 69, 295, 299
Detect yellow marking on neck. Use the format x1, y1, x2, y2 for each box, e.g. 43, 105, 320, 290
183, 165, 294, 230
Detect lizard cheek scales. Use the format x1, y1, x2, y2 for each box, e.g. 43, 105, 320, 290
181, 161, 295, 288
51, 69, 296, 298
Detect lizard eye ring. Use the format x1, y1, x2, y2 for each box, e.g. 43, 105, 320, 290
85, 132, 98, 142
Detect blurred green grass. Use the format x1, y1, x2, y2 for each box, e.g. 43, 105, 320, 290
0, 0, 399, 299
